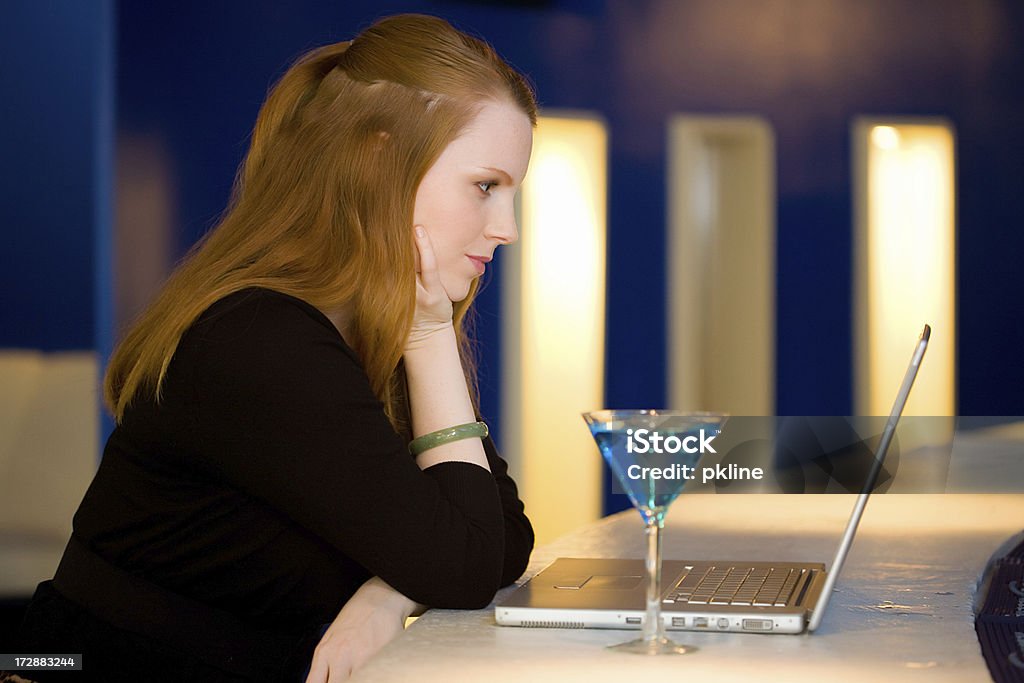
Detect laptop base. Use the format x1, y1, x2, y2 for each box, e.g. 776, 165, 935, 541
496, 557, 826, 635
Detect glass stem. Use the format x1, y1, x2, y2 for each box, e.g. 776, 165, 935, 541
643, 512, 665, 643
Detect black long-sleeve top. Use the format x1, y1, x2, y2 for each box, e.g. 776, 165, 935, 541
35, 287, 532, 679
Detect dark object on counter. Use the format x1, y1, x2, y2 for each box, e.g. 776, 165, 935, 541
975, 530, 1024, 682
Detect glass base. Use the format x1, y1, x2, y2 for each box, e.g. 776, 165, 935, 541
606, 636, 697, 655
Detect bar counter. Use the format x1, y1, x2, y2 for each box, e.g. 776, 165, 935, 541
350, 492, 1024, 682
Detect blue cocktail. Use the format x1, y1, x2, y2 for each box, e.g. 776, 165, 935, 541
583, 410, 727, 655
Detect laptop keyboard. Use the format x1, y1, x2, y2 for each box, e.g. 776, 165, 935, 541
663, 566, 809, 607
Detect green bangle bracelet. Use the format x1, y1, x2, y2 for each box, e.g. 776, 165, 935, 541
409, 421, 489, 456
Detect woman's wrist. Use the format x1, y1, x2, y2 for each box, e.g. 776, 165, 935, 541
403, 322, 456, 360
402, 316, 488, 470
360, 577, 419, 621
408, 421, 488, 456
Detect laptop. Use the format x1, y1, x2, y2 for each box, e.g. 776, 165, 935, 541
496, 325, 930, 635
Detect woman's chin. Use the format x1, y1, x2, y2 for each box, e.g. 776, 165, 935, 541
441, 280, 472, 303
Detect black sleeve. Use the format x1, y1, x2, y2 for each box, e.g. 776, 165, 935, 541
182, 290, 524, 609
482, 436, 534, 586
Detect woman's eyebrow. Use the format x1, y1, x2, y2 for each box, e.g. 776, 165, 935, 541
476, 166, 514, 184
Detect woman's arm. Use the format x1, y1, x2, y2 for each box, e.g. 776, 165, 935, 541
403, 225, 490, 472
306, 229, 509, 681
482, 437, 535, 585
404, 227, 535, 584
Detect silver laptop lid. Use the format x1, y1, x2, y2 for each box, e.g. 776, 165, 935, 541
807, 324, 930, 631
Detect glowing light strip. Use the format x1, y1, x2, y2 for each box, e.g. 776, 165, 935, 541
667, 116, 775, 416
854, 120, 956, 420
502, 113, 607, 543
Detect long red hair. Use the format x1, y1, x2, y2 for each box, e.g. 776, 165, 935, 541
104, 14, 537, 433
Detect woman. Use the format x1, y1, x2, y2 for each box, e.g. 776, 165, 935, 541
18, 14, 535, 682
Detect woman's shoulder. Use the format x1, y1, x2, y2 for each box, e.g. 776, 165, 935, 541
185, 287, 358, 365
197, 287, 334, 331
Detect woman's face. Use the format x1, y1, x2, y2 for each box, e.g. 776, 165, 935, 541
413, 99, 534, 302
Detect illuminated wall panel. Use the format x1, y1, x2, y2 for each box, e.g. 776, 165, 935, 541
667, 116, 775, 416
853, 119, 956, 421
502, 113, 607, 544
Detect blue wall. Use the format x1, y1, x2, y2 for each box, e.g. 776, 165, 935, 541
4, 1, 1022, 445
113, 0, 1024, 423
1, 0, 114, 355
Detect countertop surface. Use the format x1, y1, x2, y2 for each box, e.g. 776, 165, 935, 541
351, 492, 1024, 682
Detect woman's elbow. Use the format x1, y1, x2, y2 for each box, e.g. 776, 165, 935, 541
401, 555, 503, 609
500, 521, 535, 586
410, 578, 501, 610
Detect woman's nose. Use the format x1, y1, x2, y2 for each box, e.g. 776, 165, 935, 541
486, 206, 519, 245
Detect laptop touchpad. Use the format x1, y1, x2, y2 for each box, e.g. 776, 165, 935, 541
585, 575, 643, 590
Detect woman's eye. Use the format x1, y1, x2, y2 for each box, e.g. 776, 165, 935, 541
477, 181, 497, 194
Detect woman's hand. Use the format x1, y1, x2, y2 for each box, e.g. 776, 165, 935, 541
406, 225, 453, 353
305, 577, 420, 683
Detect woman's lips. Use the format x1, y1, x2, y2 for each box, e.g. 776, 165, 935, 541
467, 255, 490, 275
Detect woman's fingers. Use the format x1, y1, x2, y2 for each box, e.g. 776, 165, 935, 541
304, 654, 327, 683
305, 645, 354, 683
413, 225, 441, 292
407, 224, 454, 352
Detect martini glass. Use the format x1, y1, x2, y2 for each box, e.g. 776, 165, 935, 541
582, 409, 727, 655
